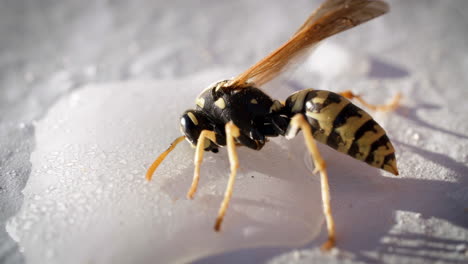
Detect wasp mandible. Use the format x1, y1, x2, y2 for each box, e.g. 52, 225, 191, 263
146, 0, 400, 251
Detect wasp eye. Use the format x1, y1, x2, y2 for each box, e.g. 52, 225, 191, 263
180, 117, 187, 128
180, 110, 210, 147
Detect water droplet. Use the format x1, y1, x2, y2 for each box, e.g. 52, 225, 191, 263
84, 65, 97, 77
24, 72, 35, 83
22, 221, 32, 231
242, 226, 260, 237
127, 42, 140, 54
456, 244, 466, 252
292, 250, 301, 260
126, 174, 135, 181
39, 206, 47, 213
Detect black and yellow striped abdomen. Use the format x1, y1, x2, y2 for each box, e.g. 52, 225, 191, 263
284, 89, 398, 175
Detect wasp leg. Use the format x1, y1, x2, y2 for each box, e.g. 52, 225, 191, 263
287, 114, 336, 251
340, 90, 401, 112
187, 130, 217, 199
146, 136, 186, 181
214, 121, 240, 231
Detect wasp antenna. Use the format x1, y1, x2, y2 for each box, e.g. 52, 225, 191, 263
146, 136, 186, 181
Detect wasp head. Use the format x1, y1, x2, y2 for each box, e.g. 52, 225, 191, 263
179, 110, 220, 153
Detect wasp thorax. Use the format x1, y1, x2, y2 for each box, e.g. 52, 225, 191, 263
197, 80, 231, 99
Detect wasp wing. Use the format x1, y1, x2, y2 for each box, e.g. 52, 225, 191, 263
230, 0, 389, 87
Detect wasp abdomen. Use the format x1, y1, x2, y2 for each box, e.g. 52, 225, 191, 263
285, 89, 398, 175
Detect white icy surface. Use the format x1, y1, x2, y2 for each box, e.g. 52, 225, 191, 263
7, 69, 330, 264
7, 38, 468, 263
4, 1, 468, 263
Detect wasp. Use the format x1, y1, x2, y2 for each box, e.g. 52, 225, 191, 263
146, 0, 401, 251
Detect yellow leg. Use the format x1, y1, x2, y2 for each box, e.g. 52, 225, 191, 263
340, 90, 401, 112
214, 121, 240, 231
146, 136, 186, 181
287, 114, 336, 251
187, 130, 217, 199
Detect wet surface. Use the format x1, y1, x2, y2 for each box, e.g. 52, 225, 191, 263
1, 0, 468, 263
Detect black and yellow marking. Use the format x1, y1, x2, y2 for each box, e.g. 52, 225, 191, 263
148, 80, 399, 253
146, 0, 397, 253
196, 97, 205, 108
285, 89, 398, 175
305, 91, 349, 143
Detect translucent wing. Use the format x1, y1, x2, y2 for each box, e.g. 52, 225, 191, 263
230, 0, 389, 87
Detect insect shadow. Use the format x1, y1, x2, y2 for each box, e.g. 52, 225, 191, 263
324, 140, 468, 263
396, 103, 468, 140
367, 57, 410, 79
158, 136, 322, 209
183, 139, 468, 263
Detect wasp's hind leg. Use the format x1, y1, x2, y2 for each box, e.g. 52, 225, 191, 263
187, 130, 217, 199
214, 121, 240, 231
286, 114, 336, 251
340, 90, 401, 112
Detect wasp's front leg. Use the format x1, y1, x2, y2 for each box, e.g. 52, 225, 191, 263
187, 130, 217, 199
214, 121, 240, 231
